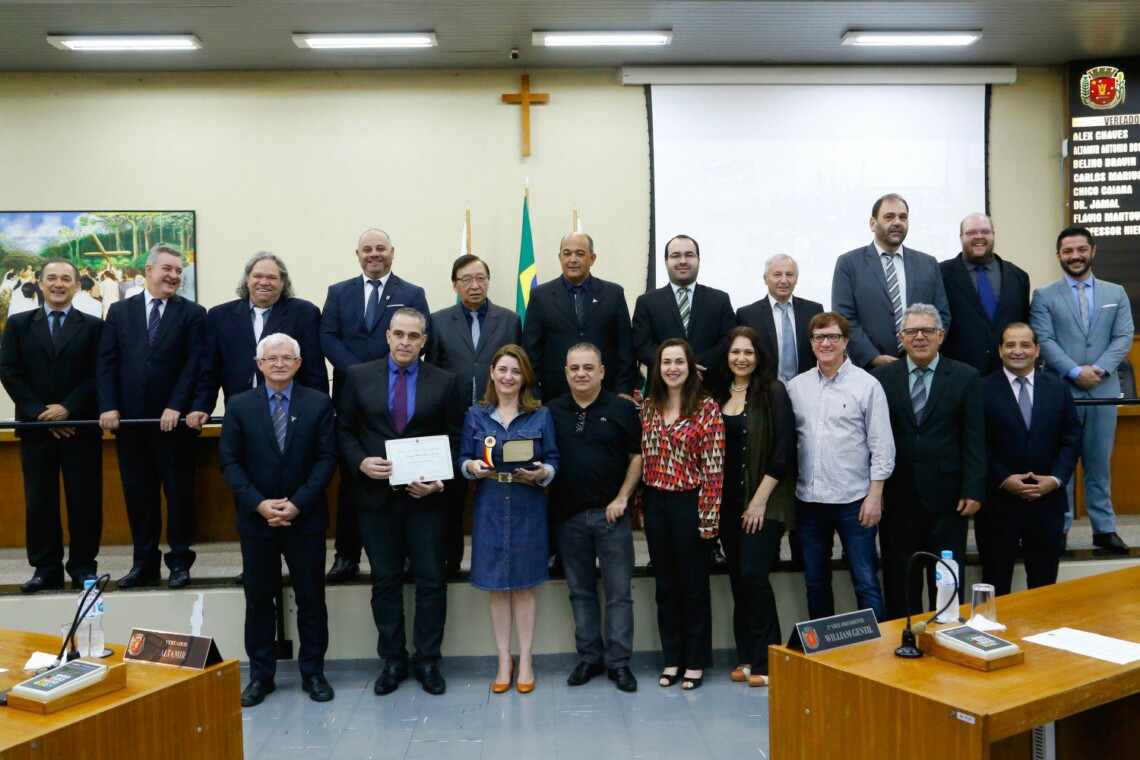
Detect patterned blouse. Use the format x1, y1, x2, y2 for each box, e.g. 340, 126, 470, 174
640, 395, 726, 539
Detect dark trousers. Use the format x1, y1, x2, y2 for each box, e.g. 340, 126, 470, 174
720, 503, 785, 674
115, 431, 197, 571
358, 495, 447, 666
443, 480, 468, 567
21, 435, 103, 580
880, 499, 968, 621
556, 509, 635, 669
642, 487, 712, 670
333, 462, 361, 562
975, 507, 1065, 596
240, 531, 328, 682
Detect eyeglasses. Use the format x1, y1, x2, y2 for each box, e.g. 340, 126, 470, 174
259, 355, 297, 365
573, 409, 586, 436
455, 275, 489, 286
900, 327, 940, 338
665, 252, 698, 261
810, 333, 844, 344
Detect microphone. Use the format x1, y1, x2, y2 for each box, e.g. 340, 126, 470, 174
894, 551, 958, 658
55, 574, 111, 667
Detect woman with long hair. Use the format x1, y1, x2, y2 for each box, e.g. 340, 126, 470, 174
714, 326, 796, 687
458, 344, 559, 694
640, 338, 724, 690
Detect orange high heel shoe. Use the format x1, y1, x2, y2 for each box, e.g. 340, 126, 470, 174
492, 659, 514, 694
516, 659, 535, 693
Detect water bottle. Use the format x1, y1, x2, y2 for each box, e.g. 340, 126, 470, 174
77, 579, 105, 657
934, 550, 960, 624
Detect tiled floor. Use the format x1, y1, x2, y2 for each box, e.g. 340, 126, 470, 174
240, 651, 771, 759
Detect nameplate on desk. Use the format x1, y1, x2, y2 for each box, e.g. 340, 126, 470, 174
791, 609, 882, 654
123, 628, 222, 669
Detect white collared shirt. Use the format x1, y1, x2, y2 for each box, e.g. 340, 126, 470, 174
1003, 367, 1034, 404
142, 289, 167, 319
361, 272, 391, 313
874, 242, 908, 311
669, 280, 695, 308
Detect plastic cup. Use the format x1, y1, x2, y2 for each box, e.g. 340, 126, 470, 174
970, 583, 998, 625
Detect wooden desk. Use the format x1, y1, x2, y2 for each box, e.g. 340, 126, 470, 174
0, 629, 242, 759
769, 567, 1140, 760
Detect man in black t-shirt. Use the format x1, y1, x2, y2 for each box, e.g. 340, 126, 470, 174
548, 342, 642, 693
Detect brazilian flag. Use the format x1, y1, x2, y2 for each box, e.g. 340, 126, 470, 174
515, 192, 538, 326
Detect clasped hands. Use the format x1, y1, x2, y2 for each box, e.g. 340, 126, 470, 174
257, 498, 300, 527
1001, 473, 1059, 501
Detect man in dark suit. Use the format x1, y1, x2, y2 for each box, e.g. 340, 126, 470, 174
336, 308, 464, 697
631, 234, 735, 373
939, 214, 1030, 375
188, 252, 327, 429
832, 194, 951, 369
736, 254, 824, 383
320, 228, 431, 582
977, 323, 1081, 596
220, 332, 338, 706
425, 254, 521, 574
873, 303, 984, 620
522, 232, 637, 402
97, 244, 206, 589
1, 258, 103, 593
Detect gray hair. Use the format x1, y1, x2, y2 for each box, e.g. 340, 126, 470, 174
236, 251, 294, 300
903, 303, 943, 331
763, 254, 798, 277
357, 228, 392, 248
566, 342, 602, 366
145, 243, 181, 267
391, 307, 427, 333
256, 332, 301, 360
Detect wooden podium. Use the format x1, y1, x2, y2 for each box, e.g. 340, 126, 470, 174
770, 566, 1140, 759
0, 629, 242, 759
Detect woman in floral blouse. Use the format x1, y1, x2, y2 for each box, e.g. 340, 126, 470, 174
640, 338, 725, 691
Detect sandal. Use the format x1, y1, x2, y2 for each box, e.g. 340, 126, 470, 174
730, 665, 750, 682
659, 670, 680, 687
747, 673, 769, 687
681, 676, 703, 690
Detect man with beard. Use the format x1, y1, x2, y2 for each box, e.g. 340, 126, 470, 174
831, 194, 951, 369
939, 213, 1030, 375
1030, 226, 1133, 554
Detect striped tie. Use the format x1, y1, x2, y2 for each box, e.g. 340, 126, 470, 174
882, 253, 904, 352
911, 367, 928, 423
677, 287, 691, 333
147, 298, 161, 347
271, 392, 287, 452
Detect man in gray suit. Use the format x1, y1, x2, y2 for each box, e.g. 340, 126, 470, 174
425, 254, 522, 574
831, 194, 951, 369
1030, 226, 1133, 554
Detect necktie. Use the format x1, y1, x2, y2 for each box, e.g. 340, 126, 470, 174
911, 367, 928, 423
147, 298, 161, 346
882, 253, 904, 352
271, 392, 287, 452
253, 307, 267, 343
776, 301, 797, 382
677, 287, 691, 333
1016, 376, 1032, 428
365, 279, 381, 331
469, 310, 481, 350
975, 264, 997, 320
1076, 281, 1091, 329
49, 311, 64, 354
572, 285, 585, 324
393, 366, 408, 434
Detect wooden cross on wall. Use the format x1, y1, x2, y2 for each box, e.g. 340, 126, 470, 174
501, 74, 549, 157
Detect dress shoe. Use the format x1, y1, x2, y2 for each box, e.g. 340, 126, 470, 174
1093, 532, 1130, 555
374, 663, 408, 695
548, 552, 565, 578
492, 659, 514, 693
326, 557, 359, 583
414, 664, 447, 695
730, 665, 751, 683
709, 542, 728, 572
116, 566, 160, 588
302, 674, 335, 702
20, 574, 64, 594
168, 568, 191, 589
567, 660, 605, 686
516, 677, 535, 694
234, 572, 244, 585
241, 679, 276, 707
608, 667, 638, 693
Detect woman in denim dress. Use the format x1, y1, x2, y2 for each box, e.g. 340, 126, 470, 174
458, 344, 559, 693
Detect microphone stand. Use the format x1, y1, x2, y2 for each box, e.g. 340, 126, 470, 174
895, 551, 959, 658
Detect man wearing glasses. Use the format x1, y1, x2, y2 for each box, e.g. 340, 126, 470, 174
547, 343, 642, 692
872, 303, 985, 620
787, 312, 894, 622
425, 255, 521, 575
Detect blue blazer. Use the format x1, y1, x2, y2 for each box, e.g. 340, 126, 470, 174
192, 296, 328, 415
320, 273, 430, 399
982, 371, 1081, 515
832, 244, 951, 368
219, 384, 338, 537
96, 293, 207, 425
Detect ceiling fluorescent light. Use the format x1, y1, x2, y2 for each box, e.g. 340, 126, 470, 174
533, 31, 672, 48
841, 31, 982, 47
47, 35, 201, 52
293, 33, 437, 50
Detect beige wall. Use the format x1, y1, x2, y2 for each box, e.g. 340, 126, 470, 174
0, 66, 1065, 419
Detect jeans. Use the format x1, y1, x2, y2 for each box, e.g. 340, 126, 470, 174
556, 508, 635, 668
797, 499, 885, 622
